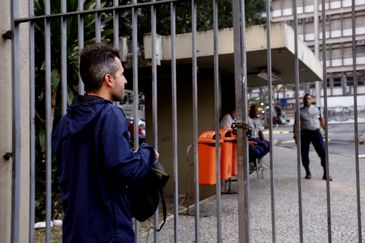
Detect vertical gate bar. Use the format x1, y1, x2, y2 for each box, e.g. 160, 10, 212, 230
45, 0, 52, 241
292, 1, 304, 241
96, 0, 101, 42
313, 0, 321, 107
351, 1, 362, 242
232, 0, 250, 242
212, 0, 222, 242
320, 1, 332, 241
151, 0, 160, 241
78, 0, 85, 94
239, 0, 250, 241
131, 1, 141, 239
191, 0, 200, 242
314, 0, 319, 59
61, 0, 68, 115
29, 0, 36, 241
265, 1, 276, 242
132, 1, 140, 150
10, 0, 21, 242
170, 3, 179, 242
113, 0, 119, 48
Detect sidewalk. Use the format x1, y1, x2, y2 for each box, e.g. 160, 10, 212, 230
143, 145, 365, 242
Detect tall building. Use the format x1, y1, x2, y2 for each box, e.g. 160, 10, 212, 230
271, 0, 365, 102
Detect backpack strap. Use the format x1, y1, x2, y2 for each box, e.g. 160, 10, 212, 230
155, 188, 167, 232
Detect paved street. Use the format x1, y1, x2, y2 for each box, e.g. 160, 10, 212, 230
268, 122, 365, 158
143, 139, 365, 242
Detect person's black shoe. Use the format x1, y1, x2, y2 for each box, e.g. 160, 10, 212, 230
322, 175, 333, 181
305, 172, 311, 179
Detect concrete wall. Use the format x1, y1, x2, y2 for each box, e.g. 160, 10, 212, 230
0, 0, 30, 242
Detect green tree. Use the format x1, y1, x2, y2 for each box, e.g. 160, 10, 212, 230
135, 0, 265, 37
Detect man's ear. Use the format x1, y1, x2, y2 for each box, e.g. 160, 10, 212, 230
103, 74, 113, 87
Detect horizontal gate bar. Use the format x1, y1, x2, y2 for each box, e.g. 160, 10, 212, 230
14, 0, 179, 24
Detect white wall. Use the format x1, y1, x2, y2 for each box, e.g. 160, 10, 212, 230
0, 0, 30, 242
0, 0, 13, 242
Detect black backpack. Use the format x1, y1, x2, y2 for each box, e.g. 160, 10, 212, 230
127, 161, 170, 231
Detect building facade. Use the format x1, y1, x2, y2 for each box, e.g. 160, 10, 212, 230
272, 0, 365, 96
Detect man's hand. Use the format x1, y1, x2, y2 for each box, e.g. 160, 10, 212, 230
154, 149, 160, 161
320, 117, 326, 130
249, 141, 257, 148
258, 130, 264, 141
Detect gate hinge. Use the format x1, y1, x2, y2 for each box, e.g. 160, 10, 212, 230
3, 152, 13, 161
2, 30, 13, 40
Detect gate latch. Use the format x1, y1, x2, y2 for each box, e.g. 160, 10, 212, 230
231, 121, 252, 137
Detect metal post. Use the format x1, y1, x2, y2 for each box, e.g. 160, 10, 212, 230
292, 0, 304, 242
113, 0, 119, 48
232, 0, 250, 242
78, 0, 84, 94
44, 0, 52, 242
320, 0, 332, 241
213, 0, 222, 242
266, 1, 276, 242
351, 0, 362, 241
191, 1, 200, 242
131, 0, 140, 239
314, 0, 322, 107
10, 0, 21, 241
151, 0, 160, 240
171, 3, 179, 242
61, 0, 68, 115
29, 0, 36, 241
96, 0, 101, 42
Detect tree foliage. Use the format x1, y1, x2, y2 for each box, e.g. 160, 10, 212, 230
117, 0, 265, 39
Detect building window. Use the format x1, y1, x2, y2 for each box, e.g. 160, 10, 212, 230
333, 77, 342, 87
347, 76, 353, 86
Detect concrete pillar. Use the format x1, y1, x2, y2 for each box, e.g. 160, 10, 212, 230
0, 0, 13, 242
0, 0, 30, 242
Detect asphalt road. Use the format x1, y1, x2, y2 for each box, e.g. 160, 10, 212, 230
272, 122, 365, 158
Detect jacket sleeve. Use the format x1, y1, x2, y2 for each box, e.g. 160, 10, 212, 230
100, 107, 156, 185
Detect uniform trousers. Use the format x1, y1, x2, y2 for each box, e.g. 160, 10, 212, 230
300, 129, 326, 171
248, 137, 270, 162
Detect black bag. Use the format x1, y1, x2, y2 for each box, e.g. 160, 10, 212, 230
127, 161, 169, 231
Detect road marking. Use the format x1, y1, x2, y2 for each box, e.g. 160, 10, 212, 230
263, 130, 290, 135
280, 140, 295, 144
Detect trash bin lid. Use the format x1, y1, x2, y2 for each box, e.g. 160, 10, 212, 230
219, 129, 236, 142
198, 130, 223, 144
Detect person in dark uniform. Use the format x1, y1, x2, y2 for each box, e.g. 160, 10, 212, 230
293, 94, 332, 181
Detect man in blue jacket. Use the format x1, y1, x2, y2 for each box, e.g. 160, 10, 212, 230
52, 43, 158, 243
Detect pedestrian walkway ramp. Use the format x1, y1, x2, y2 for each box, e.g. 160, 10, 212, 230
143, 146, 365, 242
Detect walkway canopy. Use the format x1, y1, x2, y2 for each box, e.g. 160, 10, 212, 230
144, 22, 323, 87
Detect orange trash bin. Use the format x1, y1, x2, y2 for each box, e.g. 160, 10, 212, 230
231, 134, 237, 176
219, 129, 235, 180
198, 131, 223, 185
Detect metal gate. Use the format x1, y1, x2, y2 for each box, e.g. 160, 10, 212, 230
3, 0, 365, 242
